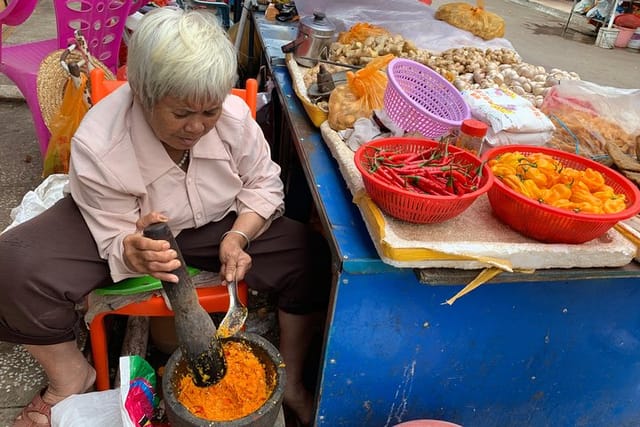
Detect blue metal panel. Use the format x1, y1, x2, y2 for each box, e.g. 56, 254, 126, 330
271, 67, 384, 268
318, 271, 640, 427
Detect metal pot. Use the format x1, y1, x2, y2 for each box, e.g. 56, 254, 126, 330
281, 11, 336, 67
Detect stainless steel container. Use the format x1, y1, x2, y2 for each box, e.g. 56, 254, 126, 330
281, 11, 336, 67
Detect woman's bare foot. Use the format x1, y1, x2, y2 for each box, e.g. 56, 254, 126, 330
18, 364, 96, 425
45, 361, 96, 404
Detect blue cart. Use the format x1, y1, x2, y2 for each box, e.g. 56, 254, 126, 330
252, 13, 640, 426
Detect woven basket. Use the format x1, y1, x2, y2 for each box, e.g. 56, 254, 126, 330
384, 58, 470, 138
355, 137, 493, 224
483, 145, 640, 243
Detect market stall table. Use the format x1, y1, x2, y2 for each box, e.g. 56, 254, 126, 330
251, 10, 640, 427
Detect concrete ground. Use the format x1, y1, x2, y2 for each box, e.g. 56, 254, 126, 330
0, 0, 639, 425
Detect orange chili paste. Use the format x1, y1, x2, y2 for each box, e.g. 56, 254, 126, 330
177, 340, 272, 421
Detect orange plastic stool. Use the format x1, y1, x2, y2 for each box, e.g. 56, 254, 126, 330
89, 68, 127, 104
89, 281, 248, 391
230, 78, 258, 119
90, 68, 258, 120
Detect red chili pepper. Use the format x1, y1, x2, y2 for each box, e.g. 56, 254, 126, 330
387, 152, 415, 163
384, 166, 406, 187
376, 166, 405, 188
371, 167, 396, 186
408, 175, 454, 196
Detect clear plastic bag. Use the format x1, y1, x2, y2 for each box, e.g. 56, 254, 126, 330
540, 80, 640, 160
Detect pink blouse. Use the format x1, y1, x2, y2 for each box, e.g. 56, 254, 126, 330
68, 85, 284, 281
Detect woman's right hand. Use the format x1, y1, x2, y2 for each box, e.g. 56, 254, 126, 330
123, 212, 182, 283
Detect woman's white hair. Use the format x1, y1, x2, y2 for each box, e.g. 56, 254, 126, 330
126, 7, 238, 110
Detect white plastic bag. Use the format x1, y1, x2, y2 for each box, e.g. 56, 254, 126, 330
294, 0, 514, 53
2, 173, 68, 233
485, 128, 553, 148
51, 389, 123, 427
50, 355, 158, 427
573, 0, 594, 14
586, 0, 612, 19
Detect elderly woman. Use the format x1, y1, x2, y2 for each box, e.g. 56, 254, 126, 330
0, 7, 329, 427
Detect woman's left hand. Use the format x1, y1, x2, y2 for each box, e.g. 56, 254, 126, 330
219, 239, 252, 284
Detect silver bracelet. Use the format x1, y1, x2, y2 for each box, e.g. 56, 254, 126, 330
221, 230, 251, 249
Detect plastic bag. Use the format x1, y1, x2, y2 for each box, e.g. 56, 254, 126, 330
52, 390, 122, 427
42, 73, 90, 178
328, 54, 393, 130
295, 0, 514, 53
462, 87, 555, 134
573, 0, 594, 14
50, 356, 159, 427
119, 355, 159, 427
435, 0, 505, 40
2, 173, 68, 234
337, 22, 390, 44
540, 80, 640, 160
585, 0, 611, 19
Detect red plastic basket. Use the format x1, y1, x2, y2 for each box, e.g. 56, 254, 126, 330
384, 58, 470, 138
354, 137, 493, 224
482, 145, 640, 244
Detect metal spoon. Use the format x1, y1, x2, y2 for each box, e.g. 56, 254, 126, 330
217, 279, 248, 338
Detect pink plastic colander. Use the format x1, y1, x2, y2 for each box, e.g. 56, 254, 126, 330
384, 58, 470, 138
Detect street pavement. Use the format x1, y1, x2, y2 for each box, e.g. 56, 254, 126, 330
0, 0, 639, 425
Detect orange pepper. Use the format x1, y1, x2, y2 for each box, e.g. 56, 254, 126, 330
490, 151, 627, 215
581, 168, 606, 192
570, 181, 603, 209
551, 199, 577, 211
490, 164, 517, 178
503, 174, 531, 197
518, 165, 548, 188
523, 179, 543, 200
540, 183, 572, 205
572, 201, 604, 214
603, 195, 627, 213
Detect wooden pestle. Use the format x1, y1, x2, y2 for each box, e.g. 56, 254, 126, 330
143, 222, 226, 387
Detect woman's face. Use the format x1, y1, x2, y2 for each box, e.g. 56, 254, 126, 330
143, 95, 223, 151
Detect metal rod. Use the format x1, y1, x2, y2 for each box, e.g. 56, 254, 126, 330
297, 57, 363, 70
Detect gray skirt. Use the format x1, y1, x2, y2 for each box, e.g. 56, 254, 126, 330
0, 195, 330, 345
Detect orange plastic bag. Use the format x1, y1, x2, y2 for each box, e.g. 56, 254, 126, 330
328, 54, 394, 131
435, 0, 505, 40
42, 74, 89, 177
337, 22, 391, 44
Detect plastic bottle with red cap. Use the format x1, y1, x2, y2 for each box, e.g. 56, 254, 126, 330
455, 119, 489, 155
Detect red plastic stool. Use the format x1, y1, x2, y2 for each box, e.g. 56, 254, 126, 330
89, 280, 248, 391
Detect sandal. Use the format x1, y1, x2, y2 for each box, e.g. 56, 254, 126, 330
12, 388, 52, 427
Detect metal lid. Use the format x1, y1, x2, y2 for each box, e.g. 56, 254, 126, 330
299, 11, 336, 36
